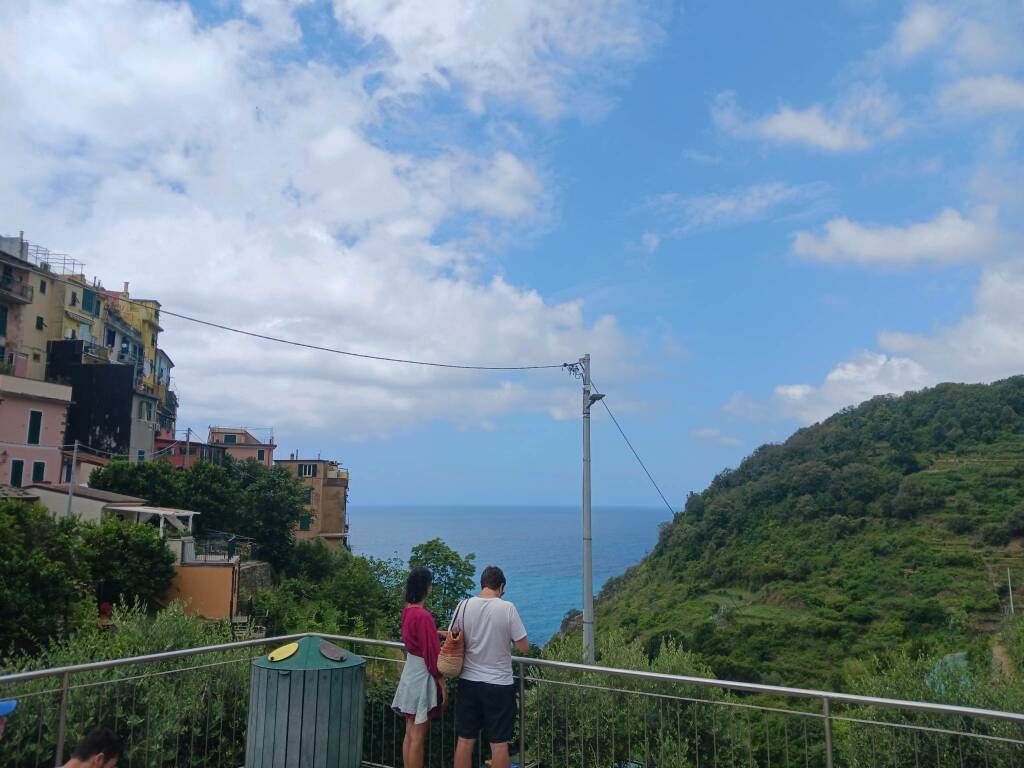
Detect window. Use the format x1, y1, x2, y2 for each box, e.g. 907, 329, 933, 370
82, 289, 100, 316
106, 329, 116, 348
257, 448, 265, 462
137, 450, 146, 461
27, 411, 42, 445
65, 463, 73, 482
299, 515, 311, 531
39, 279, 47, 294
0, 305, 7, 336
35, 316, 44, 330
31, 461, 45, 483
303, 487, 313, 504
298, 463, 317, 478
32, 353, 40, 361
70, 291, 78, 306
223, 434, 237, 444
137, 401, 153, 421
9, 460, 23, 487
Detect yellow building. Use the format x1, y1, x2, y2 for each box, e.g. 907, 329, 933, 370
114, 287, 162, 392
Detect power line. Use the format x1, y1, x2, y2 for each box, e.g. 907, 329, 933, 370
101, 290, 572, 372
591, 379, 676, 516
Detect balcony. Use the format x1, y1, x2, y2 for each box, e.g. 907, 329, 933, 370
2, 632, 1023, 768
0, 276, 33, 304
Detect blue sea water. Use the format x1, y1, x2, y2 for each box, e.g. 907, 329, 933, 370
348, 505, 670, 643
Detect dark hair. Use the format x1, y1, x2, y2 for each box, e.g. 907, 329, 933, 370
481, 565, 506, 591
71, 727, 123, 761
405, 567, 433, 604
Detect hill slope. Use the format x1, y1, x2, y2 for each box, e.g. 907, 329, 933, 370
597, 377, 1024, 689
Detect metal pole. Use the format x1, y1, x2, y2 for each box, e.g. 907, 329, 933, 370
822, 697, 834, 768
54, 671, 70, 767
186, 426, 192, 469
582, 353, 595, 664
64, 440, 79, 518
518, 662, 527, 767
1009, 568, 1015, 615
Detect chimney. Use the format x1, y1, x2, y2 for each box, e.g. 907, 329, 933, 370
123, 281, 129, 294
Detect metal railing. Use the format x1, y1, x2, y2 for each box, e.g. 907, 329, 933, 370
0, 276, 33, 303
2, 632, 1024, 767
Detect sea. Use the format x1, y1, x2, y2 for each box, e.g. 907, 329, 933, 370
348, 505, 671, 643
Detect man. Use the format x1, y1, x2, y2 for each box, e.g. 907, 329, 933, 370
62, 727, 123, 768
452, 565, 529, 768
0, 699, 15, 741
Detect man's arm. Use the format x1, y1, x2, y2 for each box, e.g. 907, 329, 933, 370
509, 603, 529, 653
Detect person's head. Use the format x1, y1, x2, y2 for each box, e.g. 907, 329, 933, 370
66, 727, 122, 768
0, 699, 15, 741
480, 565, 506, 596
404, 566, 433, 605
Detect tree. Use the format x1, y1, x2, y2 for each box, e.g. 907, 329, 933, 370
80, 516, 176, 608
89, 459, 185, 506
0, 501, 92, 654
409, 538, 476, 626
234, 460, 306, 571
285, 539, 349, 583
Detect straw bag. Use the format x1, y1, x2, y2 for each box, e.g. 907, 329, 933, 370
437, 600, 468, 678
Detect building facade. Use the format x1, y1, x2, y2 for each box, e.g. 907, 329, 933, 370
209, 427, 275, 466
0, 374, 72, 486
47, 340, 159, 461
274, 458, 349, 547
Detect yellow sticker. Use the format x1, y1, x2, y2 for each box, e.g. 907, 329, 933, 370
268, 642, 299, 662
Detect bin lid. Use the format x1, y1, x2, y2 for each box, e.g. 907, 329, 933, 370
254, 637, 365, 671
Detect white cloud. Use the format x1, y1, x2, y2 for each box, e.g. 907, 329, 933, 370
643, 182, 827, 244
940, 76, 1024, 115
640, 232, 661, 253
690, 427, 743, 448
712, 86, 901, 152
0, 0, 644, 439
892, 4, 950, 59
793, 207, 1000, 266
333, 0, 657, 118
772, 256, 1024, 423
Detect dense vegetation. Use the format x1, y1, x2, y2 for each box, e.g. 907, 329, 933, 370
597, 377, 1024, 689
90, 457, 306, 570
0, 501, 175, 654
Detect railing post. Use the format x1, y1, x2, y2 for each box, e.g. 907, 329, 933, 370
822, 697, 834, 768
518, 661, 527, 767
54, 671, 70, 767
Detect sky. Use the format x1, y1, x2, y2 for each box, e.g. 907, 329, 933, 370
1, 0, 1023, 507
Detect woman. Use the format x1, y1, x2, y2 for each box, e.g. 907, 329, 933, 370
391, 567, 447, 768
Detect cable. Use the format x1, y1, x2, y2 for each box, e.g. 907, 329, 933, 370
62, 283, 572, 372
591, 380, 676, 516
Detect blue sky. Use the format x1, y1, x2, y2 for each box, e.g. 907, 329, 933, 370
2, 0, 1023, 506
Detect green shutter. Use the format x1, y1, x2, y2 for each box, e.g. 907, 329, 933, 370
32, 462, 45, 482
0, 306, 7, 337
299, 515, 311, 531
27, 411, 42, 445
10, 460, 23, 487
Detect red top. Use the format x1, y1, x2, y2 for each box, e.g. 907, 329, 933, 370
402, 605, 441, 680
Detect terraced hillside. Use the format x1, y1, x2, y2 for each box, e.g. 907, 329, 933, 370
596, 377, 1024, 689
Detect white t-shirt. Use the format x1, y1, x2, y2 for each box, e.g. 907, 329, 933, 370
451, 596, 527, 686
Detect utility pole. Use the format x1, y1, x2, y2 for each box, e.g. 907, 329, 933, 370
65, 439, 79, 518
186, 427, 192, 469
581, 353, 604, 664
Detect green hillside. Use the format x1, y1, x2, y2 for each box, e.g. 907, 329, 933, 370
597, 377, 1024, 690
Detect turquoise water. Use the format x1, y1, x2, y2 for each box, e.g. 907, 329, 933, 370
348, 505, 670, 643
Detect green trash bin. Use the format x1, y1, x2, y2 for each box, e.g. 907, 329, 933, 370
246, 637, 366, 768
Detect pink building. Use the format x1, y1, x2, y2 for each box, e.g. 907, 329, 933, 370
208, 427, 275, 467
0, 374, 72, 486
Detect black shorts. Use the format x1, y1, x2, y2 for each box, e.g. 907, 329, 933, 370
455, 679, 516, 743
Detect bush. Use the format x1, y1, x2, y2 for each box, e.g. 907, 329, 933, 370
981, 523, 1012, 546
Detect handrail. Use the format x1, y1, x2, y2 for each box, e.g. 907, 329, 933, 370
2, 632, 1023, 727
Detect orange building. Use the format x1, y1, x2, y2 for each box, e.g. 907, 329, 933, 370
274, 458, 349, 548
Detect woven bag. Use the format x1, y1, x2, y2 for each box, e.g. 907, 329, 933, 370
437, 599, 467, 678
